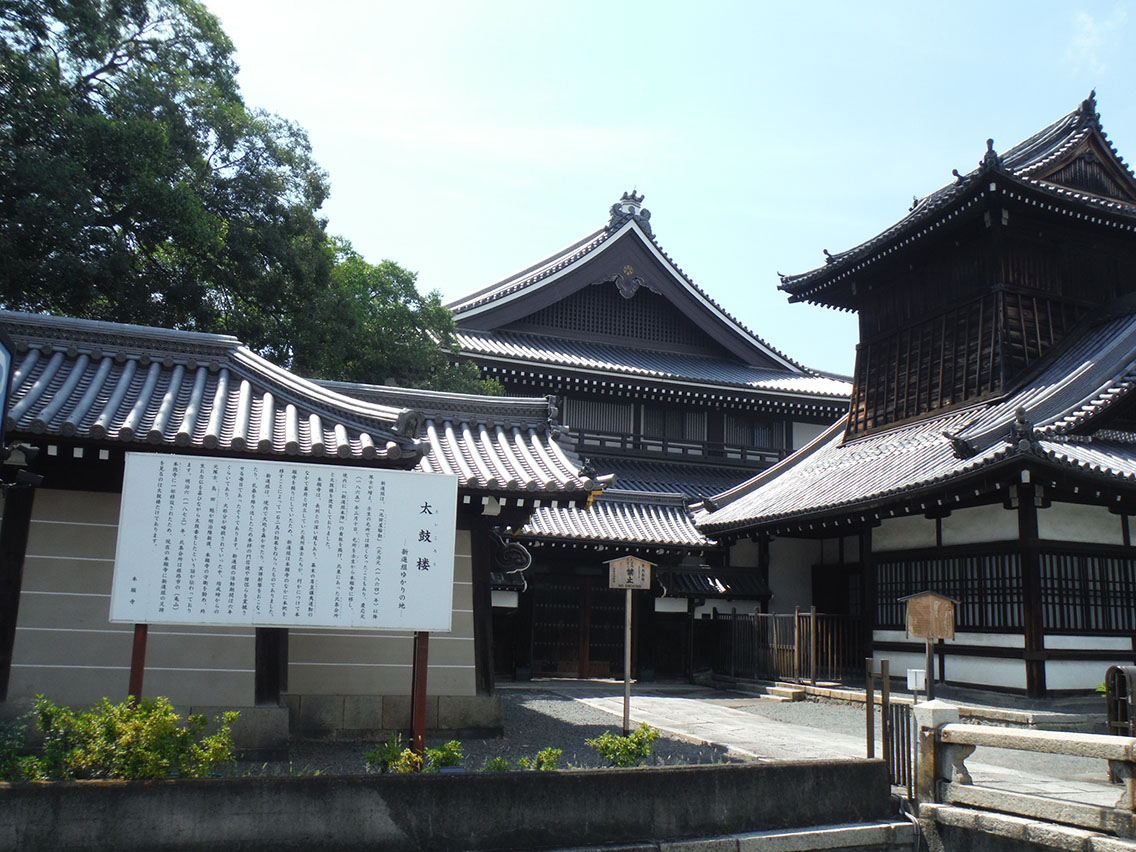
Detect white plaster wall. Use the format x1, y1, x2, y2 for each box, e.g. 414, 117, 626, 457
792, 422, 828, 451
1037, 502, 1124, 545
1045, 635, 1133, 651
1047, 661, 1122, 691
730, 538, 760, 568
940, 506, 1018, 546
767, 536, 819, 611
874, 630, 1025, 649
873, 516, 936, 552
819, 536, 858, 565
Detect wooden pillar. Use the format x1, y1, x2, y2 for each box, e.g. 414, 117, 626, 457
1018, 483, 1046, 698
468, 524, 495, 696
860, 527, 875, 662
0, 486, 35, 702
757, 535, 771, 614
579, 578, 592, 678
255, 627, 288, 705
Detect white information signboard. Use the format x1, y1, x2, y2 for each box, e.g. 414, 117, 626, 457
110, 453, 458, 632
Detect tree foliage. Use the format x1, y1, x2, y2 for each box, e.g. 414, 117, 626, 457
293, 241, 498, 393
0, 0, 493, 393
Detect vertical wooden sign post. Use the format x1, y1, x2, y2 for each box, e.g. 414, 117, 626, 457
900, 591, 957, 700
606, 556, 653, 735
411, 631, 430, 754
128, 623, 148, 701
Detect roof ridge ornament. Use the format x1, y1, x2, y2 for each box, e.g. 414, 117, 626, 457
1079, 89, 1098, 122
608, 190, 654, 238
981, 138, 1001, 170
1006, 406, 1038, 453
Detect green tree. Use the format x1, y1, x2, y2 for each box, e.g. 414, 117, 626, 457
0, 0, 492, 393
0, 0, 331, 364
296, 242, 499, 394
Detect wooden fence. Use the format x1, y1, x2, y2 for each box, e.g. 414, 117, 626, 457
710, 608, 864, 685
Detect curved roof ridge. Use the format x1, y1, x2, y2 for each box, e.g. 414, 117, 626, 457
446, 226, 610, 314
780, 94, 1136, 300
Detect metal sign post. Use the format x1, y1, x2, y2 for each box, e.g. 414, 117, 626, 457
606, 556, 653, 735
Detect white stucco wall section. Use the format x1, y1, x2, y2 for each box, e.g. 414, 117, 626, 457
873, 516, 936, 552
792, 422, 827, 451
940, 506, 1018, 546
1037, 502, 1125, 545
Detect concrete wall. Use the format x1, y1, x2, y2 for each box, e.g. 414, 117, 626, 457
7, 489, 486, 734
0, 759, 893, 852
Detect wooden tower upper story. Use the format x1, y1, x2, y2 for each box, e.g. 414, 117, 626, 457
780, 94, 1136, 438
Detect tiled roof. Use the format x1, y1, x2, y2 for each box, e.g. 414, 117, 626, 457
781, 94, 1136, 305
593, 457, 752, 499
697, 299, 1136, 533
447, 204, 811, 375
321, 381, 607, 494
456, 329, 851, 403
518, 492, 714, 549
656, 567, 769, 599
4, 311, 424, 464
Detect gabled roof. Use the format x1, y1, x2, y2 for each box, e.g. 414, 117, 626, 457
448, 194, 811, 374
320, 380, 609, 498
696, 297, 1136, 535
781, 94, 1136, 309
3, 311, 425, 465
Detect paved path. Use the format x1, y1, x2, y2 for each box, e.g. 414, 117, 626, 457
551, 684, 1123, 810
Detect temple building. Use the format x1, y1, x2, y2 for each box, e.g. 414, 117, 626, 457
446, 195, 851, 679
0, 310, 605, 740
698, 94, 1136, 697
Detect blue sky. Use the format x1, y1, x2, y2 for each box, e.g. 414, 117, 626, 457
204, 1, 1135, 376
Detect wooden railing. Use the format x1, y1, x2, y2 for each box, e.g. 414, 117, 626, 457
710, 609, 865, 685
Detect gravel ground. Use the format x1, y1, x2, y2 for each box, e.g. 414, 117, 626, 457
231, 687, 739, 777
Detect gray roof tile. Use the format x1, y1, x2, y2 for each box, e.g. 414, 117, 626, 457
698, 301, 1136, 532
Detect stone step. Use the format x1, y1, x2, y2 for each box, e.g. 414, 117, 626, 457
766, 685, 806, 701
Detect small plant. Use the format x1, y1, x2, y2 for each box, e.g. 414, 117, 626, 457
516, 746, 561, 771
481, 756, 511, 772
425, 740, 463, 771
13, 694, 237, 781
363, 733, 406, 773
389, 748, 424, 774
365, 736, 463, 773
586, 723, 660, 767
0, 714, 33, 782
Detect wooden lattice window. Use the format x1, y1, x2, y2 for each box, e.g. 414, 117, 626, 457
724, 414, 785, 450
561, 397, 633, 434
875, 552, 1023, 632
642, 405, 706, 442
1040, 551, 1136, 633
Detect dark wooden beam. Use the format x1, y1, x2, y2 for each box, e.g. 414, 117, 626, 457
0, 486, 35, 701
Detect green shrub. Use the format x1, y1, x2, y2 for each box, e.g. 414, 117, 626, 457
425, 740, 463, 771
481, 756, 511, 772
586, 724, 660, 767
15, 695, 237, 781
363, 733, 406, 773
0, 714, 34, 782
389, 748, 424, 774
365, 736, 463, 773
516, 746, 562, 771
